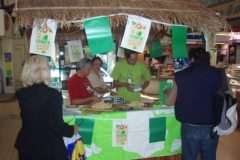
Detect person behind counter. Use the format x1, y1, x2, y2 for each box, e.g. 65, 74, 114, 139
111, 49, 152, 101
15, 55, 79, 160
163, 47, 222, 160
87, 56, 116, 97
68, 58, 100, 105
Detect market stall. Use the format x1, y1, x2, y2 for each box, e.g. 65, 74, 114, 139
10, 1, 231, 160
63, 105, 181, 160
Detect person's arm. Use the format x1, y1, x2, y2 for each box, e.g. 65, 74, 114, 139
48, 89, 75, 137
141, 81, 150, 90
163, 81, 177, 106
113, 80, 134, 92
93, 87, 109, 94
71, 96, 100, 105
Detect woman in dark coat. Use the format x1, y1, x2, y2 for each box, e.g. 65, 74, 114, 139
15, 55, 79, 160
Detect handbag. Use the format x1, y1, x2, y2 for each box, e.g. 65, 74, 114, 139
63, 133, 86, 160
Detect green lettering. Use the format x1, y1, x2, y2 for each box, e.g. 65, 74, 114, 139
233, 5, 240, 14
226, 5, 233, 16
130, 34, 143, 41
36, 39, 50, 45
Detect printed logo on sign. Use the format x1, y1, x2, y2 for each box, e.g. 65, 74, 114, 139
34, 25, 53, 54
115, 124, 128, 145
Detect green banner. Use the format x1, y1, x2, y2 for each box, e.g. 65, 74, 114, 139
149, 117, 166, 143
84, 16, 115, 56
76, 118, 95, 145
171, 26, 188, 58
63, 109, 181, 160
149, 40, 163, 58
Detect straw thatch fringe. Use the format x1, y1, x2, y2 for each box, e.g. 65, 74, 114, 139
15, 0, 231, 40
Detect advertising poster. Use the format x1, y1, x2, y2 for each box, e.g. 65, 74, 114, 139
121, 15, 151, 53
29, 19, 57, 57
84, 16, 115, 56
67, 40, 84, 62
4, 53, 13, 86
229, 45, 236, 64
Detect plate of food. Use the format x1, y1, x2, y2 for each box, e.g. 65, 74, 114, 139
81, 102, 117, 112
125, 101, 153, 109
65, 105, 84, 111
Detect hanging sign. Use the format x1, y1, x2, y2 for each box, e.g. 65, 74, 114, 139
117, 47, 125, 58
148, 40, 163, 58
171, 26, 188, 59
29, 19, 57, 57
84, 16, 115, 56
67, 40, 84, 62
205, 33, 215, 52
121, 15, 151, 53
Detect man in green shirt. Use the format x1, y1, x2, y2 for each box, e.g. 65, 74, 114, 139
111, 49, 152, 101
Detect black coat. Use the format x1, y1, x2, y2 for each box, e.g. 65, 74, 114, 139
175, 60, 222, 125
15, 83, 74, 160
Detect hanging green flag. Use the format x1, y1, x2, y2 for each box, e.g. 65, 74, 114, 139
149, 40, 163, 58
84, 16, 115, 56
149, 117, 166, 143
201, 32, 206, 44
171, 26, 188, 58
76, 118, 95, 145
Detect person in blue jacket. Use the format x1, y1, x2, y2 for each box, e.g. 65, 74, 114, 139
164, 47, 222, 160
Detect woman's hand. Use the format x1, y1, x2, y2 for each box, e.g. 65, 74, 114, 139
91, 96, 100, 102
73, 125, 79, 135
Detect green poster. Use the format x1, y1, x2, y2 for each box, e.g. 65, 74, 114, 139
84, 16, 115, 56
171, 26, 188, 58
201, 32, 206, 44
6, 70, 12, 77
149, 40, 163, 58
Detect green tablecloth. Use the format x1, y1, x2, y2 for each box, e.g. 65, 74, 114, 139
63, 107, 181, 160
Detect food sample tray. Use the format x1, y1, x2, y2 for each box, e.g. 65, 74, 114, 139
81, 102, 118, 112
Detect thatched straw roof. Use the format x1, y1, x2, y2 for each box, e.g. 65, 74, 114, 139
15, 0, 231, 43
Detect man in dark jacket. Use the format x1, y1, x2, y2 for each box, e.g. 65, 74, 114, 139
174, 47, 222, 160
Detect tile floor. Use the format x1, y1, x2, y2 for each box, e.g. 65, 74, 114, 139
1, 100, 240, 160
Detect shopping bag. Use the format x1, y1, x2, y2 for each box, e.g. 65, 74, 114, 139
63, 133, 86, 160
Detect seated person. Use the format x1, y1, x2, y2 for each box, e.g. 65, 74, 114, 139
68, 58, 100, 105
87, 56, 116, 97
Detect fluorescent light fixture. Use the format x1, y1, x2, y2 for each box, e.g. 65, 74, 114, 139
216, 32, 231, 36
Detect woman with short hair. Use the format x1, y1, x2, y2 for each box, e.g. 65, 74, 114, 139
15, 55, 79, 160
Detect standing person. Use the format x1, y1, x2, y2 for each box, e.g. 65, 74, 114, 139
68, 58, 100, 105
165, 47, 222, 160
87, 56, 116, 97
15, 55, 79, 160
111, 49, 152, 101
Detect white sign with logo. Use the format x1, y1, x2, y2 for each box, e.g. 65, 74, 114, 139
30, 19, 57, 57
67, 40, 84, 62
121, 15, 151, 53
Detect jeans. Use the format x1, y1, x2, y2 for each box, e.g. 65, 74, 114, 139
181, 123, 219, 160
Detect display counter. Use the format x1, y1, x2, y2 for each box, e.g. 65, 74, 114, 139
63, 106, 181, 160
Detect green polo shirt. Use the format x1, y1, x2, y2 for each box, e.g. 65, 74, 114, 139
111, 60, 151, 101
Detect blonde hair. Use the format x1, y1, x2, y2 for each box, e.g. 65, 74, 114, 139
21, 55, 51, 87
